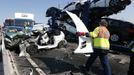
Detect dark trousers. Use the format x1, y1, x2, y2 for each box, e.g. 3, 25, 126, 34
85, 48, 112, 75
128, 53, 134, 75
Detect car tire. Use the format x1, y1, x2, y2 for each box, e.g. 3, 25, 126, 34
58, 40, 67, 48
26, 44, 38, 55
110, 34, 120, 42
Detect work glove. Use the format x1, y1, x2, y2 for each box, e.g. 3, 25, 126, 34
85, 33, 90, 37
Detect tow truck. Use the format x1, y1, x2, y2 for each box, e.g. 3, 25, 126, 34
46, 0, 134, 53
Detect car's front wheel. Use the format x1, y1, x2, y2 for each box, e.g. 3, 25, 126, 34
26, 44, 38, 55
58, 40, 67, 48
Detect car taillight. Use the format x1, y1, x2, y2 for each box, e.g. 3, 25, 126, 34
128, 28, 134, 33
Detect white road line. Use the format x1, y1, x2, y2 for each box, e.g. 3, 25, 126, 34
25, 53, 47, 75
8, 50, 20, 75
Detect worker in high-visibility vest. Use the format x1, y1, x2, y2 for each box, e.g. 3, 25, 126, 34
78, 19, 111, 75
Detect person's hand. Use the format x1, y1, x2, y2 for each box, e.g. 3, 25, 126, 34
76, 32, 89, 36
76, 32, 85, 36
85, 33, 90, 37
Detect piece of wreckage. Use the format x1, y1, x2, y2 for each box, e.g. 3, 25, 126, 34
18, 26, 67, 56
25, 28, 67, 55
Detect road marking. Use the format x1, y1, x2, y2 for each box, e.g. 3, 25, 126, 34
25, 53, 47, 75
8, 50, 20, 75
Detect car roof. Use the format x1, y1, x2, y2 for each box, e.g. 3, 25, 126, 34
102, 18, 134, 26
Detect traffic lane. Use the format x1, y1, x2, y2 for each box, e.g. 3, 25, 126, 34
31, 51, 87, 75
30, 43, 87, 75
109, 54, 129, 75
30, 43, 130, 75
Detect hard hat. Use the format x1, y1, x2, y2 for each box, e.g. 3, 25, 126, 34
99, 19, 108, 26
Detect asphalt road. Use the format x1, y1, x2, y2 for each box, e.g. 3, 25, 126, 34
11, 42, 130, 75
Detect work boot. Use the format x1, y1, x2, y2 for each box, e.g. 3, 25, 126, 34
79, 66, 87, 71
79, 66, 97, 75
79, 66, 90, 75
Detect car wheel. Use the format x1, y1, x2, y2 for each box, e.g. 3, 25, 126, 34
110, 34, 120, 42
58, 40, 67, 48
26, 44, 38, 55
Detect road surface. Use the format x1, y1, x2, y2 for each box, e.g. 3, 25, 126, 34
9, 42, 130, 75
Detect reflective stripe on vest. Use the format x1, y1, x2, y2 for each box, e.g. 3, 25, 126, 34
97, 27, 110, 39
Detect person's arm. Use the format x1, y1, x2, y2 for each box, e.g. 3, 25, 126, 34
76, 27, 99, 37
89, 27, 99, 38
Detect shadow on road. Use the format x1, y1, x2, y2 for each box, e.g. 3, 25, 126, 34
36, 57, 80, 74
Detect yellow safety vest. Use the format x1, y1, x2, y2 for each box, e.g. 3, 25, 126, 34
90, 26, 110, 49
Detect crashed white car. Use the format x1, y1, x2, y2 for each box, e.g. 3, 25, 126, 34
25, 29, 67, 55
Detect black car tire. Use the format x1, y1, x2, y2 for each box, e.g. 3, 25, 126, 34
58, 40, 67, 48
26, 44, 38, 55
110, 34, 120, 42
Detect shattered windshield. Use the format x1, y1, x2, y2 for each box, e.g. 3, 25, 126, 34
4, 19, 35, 27
6, 26, 23, 33
15, 19, 35, 26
